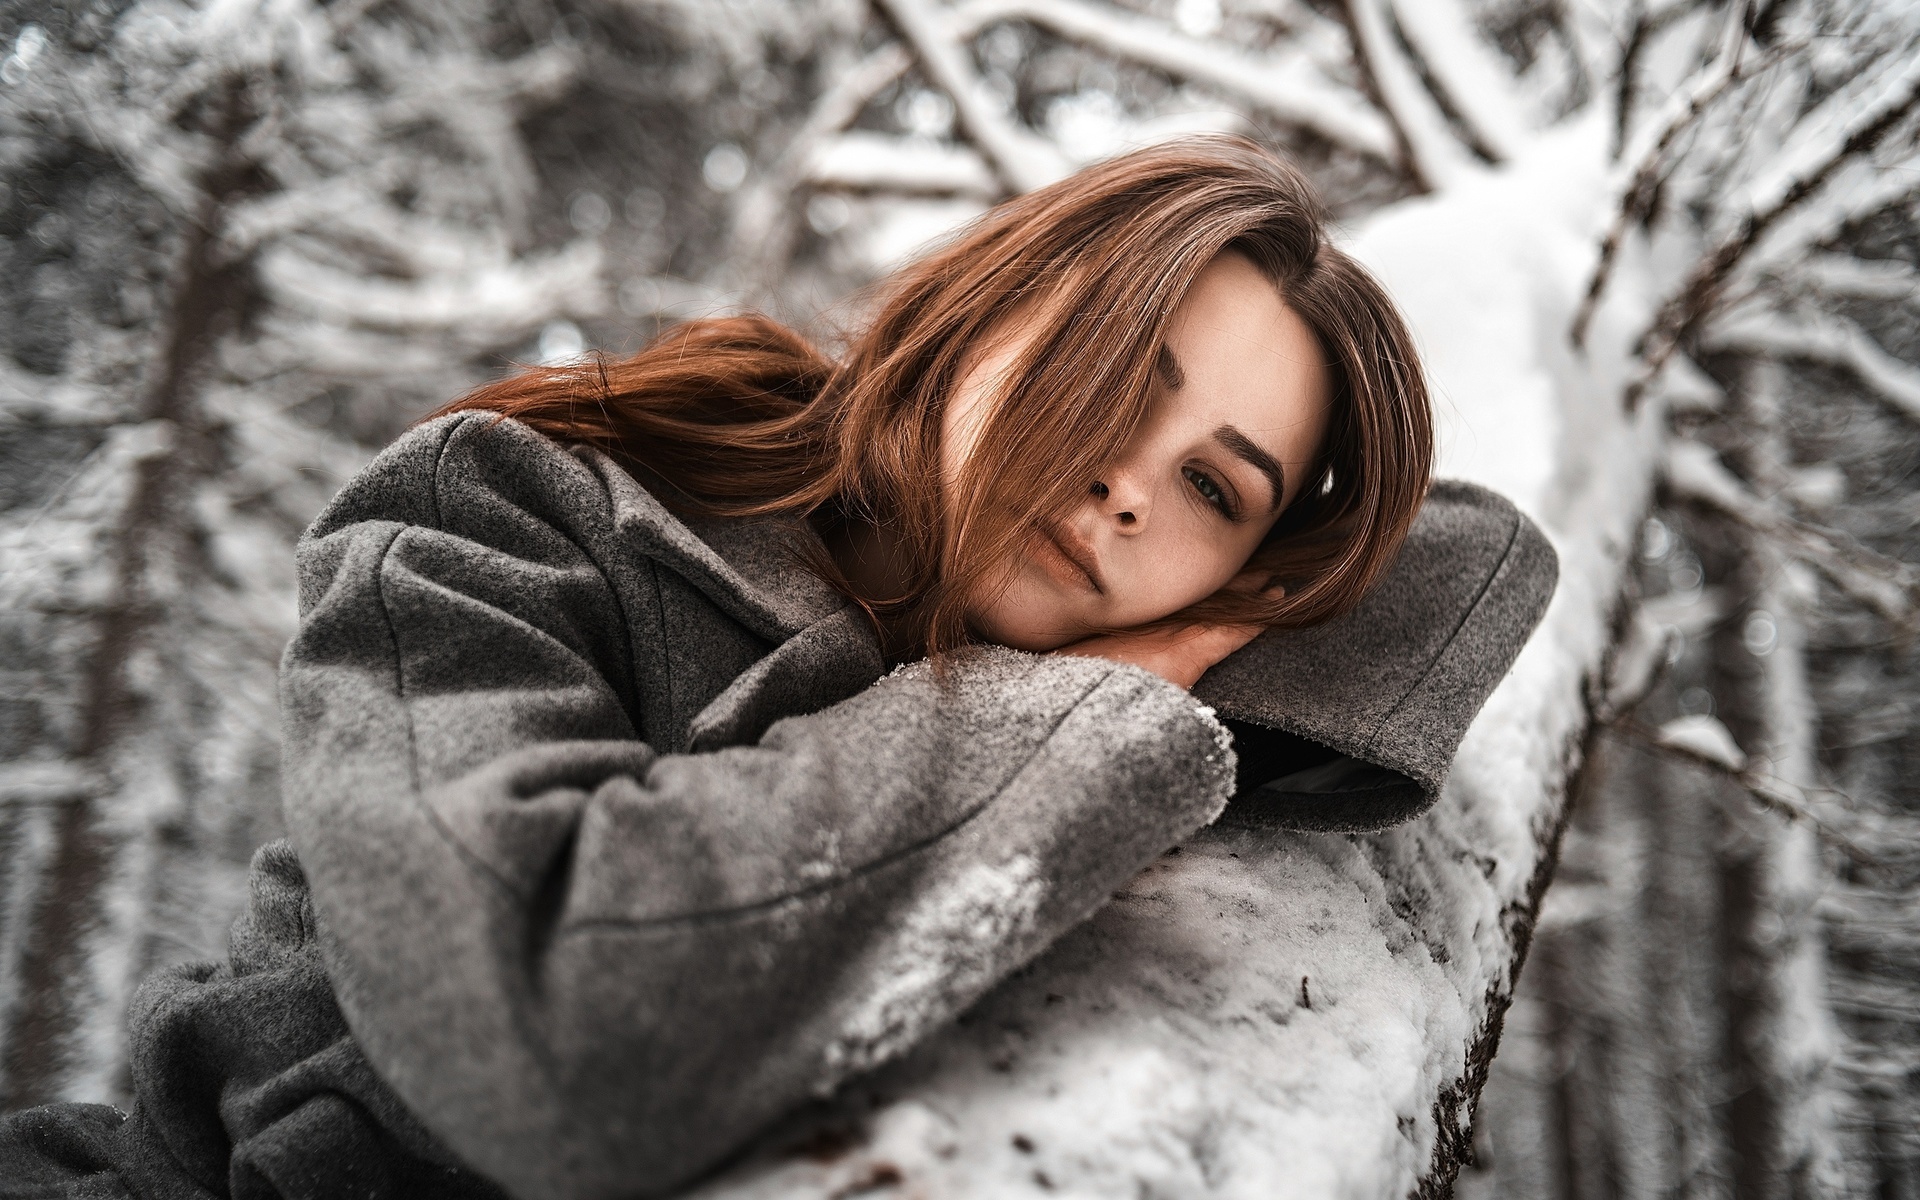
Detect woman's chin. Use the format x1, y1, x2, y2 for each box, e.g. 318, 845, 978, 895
969, 603, 1082, 653
1000, 629, 1080, 653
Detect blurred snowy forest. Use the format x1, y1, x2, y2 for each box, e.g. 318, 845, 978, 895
2, 0, 1918, 1195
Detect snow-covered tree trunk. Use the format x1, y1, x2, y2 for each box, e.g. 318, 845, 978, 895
1463, 52, 1920, 1198
1712, 363, 1845, 1195
676, 2, 1920, 1194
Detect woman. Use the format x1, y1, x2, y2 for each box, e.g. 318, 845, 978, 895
2, 138, 1443, 1199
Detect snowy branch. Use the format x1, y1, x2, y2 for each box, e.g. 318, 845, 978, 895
1572, 27, 1794, 348
221, 172, 500, 275
0, 763, 106, 810
1820, 880, 1920, 934
1743, 149, 1920, 281
723, 43, 914, 288
805, 132, 998, 195
257, 240, 605, 341
950, 0, 1397, 161
1787, 253, 1920, 301
1831, 975, 1920, 1023
1386, 0, 1527, 162
1340, 0, 1475, 190
1665, 440, 1920, 629
872, 0, 1068, 194
1616, 716, 1883, 869
1705, 309, 1920, 428
801, 43, 916, 142
1595, 606, 1681, 723
1608, 0, 1708, 158
1627, 50, 1920, 407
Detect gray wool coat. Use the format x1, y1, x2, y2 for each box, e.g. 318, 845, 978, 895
0, 411, 1554, 1200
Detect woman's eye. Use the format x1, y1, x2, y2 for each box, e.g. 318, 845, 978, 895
1183, 466, 1237, 519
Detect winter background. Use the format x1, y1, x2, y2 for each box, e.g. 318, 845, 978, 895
2, 0, 1918, 1195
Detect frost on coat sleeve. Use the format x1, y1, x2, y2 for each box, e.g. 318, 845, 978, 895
277, 413, 1237, 1200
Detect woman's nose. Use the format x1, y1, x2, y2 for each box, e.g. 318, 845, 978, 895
1089, 471, 1150, 530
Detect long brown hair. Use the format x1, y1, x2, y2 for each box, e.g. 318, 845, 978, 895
432, 137, 1432, 658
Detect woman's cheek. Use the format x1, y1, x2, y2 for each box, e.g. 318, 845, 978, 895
1122, 534, 1234, 621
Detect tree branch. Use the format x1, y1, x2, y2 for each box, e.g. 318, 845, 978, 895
1787, 252, 1920, 301
1387, 0, 1527, 163
1742, 149, 1920, 281
803, 131, 998, 195
1625, 51, 1920, 408
1571, 22, 1791, 349
872, 0, 1067, 195
951, 0, 1397, 162
1705, 308, 1920, 428
723, 43, 915, 290
1339, 0, 1475, 191
1665, 439, 1920, 629
1614, 716, 1883, 870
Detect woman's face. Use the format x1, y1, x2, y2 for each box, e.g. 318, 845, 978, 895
944, 250, 1333, 651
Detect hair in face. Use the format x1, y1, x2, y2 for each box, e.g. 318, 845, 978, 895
433, 136, 1433, 659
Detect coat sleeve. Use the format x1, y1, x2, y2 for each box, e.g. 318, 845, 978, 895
278, 415, 1238, 1200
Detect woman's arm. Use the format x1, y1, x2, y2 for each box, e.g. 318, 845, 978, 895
281, 415, 1237, 1200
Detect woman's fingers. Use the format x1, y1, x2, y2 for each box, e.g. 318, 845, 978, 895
1185, 621, 1263, 662
1051, 621, 1265, 690
1228, 567, 1284, 596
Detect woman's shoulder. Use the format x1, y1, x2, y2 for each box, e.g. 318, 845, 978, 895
302, 410, 643, 550
298, 411, 839, 638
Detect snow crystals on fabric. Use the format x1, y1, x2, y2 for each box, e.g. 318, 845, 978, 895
823, 854, 1047, 1082
1190, 702, 1237, 825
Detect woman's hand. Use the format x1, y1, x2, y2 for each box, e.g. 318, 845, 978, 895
1052, 621, 1263, 691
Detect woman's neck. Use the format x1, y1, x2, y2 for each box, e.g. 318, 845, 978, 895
820, 514, 914, 605
815, 512, 925, 661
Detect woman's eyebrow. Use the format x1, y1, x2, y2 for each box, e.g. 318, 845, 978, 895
1156, 343, 1186, 390
1214, 424, 1286, 512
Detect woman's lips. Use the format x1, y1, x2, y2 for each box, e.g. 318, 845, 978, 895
1034, 520, 1105, 594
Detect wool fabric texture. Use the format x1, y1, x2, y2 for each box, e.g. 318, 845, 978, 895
0, 412, 1553, 1200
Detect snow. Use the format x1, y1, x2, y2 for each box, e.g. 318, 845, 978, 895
1347, 4, 1458, 188
1657, 353, 1727, 414
1, 23, 48, 84
1795, 252, 1919, 300
1733, 51, 1920, 233
1667, 438, 1919, 628
1785, 462, 1848, 512
1746, 151, 1920, 280
876, 0, 1070, 194
951, 0, 1396, 161
845, 196, 992, 274
694, 830, 1461, 1198
0, 0, 611, 1111
806, 131, 999, 196
1388, 0, 1529, 161
823, 854, 1046, 1080
17, 0, 1907, 1184
1656, 714, 1749, 771
257, 239, 606, 338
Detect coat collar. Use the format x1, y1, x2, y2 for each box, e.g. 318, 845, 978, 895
567, 448, 888, 754
577, 446, 852, 643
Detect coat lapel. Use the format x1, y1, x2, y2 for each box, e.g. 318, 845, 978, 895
575, 447, 886, 753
